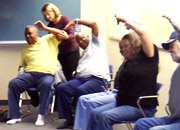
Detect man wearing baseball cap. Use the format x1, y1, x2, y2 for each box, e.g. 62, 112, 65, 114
162, 30, 180, 63
134, 15, 180, 130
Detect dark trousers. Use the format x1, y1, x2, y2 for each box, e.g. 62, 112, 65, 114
56, 76, 105, 119
58, 49, 80, 81
8, 72, 54, 119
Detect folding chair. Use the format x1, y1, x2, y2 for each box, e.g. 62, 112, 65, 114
118, 82, 163, 130
19, 88, 38, 118
19, 61, 67, 115
165, 104, 170, 116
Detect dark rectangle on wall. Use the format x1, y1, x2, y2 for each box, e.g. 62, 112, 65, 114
0, 0, 80, 41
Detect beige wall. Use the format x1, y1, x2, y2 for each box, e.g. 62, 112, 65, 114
0, 45, 25, 99
81, 0, 179, 117
0, 0, 179, 117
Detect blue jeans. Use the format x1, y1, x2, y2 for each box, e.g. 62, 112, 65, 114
8, 72, 54, 119
87, 102, 156, 130
134, 116, 180, 130
74, 90, 117, 130
56, 76, 105, 119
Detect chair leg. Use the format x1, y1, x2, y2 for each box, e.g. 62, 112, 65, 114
126, 123, 133, 130
50, 94, 55, 113
19, 94, 23, 108
19, 91, 31, 118
24, 91, 31, 112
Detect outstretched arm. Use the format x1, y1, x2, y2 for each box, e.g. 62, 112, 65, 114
34, 21, 69, 41
115, 15, 154, 57
115, 14, 127, 24
64, 19, 99, 37
163, 15, 180, 35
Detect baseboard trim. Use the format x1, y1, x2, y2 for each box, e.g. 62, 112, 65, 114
0, 100, 31, 105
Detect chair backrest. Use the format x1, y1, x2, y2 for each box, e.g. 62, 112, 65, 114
105, 64, 114, 88
116, 82, 163, 130
109, 64, 114, 80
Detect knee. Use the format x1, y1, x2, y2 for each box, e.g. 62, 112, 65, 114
78, 96, 87, 105
134, 118, 147, 130
100, 112, 110, 123
77, 87, 87, 95
41, 79, 53, 87
8, 78, 18, 91
90, 109, 100, 120
56, 83, 65, 93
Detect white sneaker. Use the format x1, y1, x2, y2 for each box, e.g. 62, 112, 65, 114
35, 114, 45, 126
6, 118, 22, 125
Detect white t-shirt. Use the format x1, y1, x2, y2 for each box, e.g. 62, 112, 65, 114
76, 31, 110, 81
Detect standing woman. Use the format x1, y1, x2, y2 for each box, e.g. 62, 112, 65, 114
42, 3, 80, 81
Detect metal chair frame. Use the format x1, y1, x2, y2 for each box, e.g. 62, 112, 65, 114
19, 84, 56, 118
119, 82, 163, 130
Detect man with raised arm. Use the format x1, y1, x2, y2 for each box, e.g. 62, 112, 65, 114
55, 19, 110, 129
6, 21, 68, 126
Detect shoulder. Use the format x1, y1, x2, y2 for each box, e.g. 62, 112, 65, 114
140, 44, 159, 58
41, 34, 55, 41
61, 15, 71, 22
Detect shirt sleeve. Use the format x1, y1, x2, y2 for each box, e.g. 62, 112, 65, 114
44, 34, 61, 47
19, 49, 25, 67
62, 15, 75, 43
92, 30, 106, 48
169, 16, 180, 34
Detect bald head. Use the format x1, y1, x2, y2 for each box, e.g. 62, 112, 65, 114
24, 25, 39, 44
75, 32, 90, 50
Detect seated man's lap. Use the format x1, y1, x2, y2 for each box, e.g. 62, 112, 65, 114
77, 78, 105, 95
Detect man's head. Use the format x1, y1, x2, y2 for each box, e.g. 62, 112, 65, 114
75, 32, 90, 50
161, 31, 180, 50
24, 25, 39, 45
162, 31, 180, 63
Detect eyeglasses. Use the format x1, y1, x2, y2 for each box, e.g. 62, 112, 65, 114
120, 44, 131, 49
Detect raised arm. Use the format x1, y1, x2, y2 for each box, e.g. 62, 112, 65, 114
163, 15, 180, 34
115, 16, 154, 57
34, 21, 68, 41
64, 19, 99, 37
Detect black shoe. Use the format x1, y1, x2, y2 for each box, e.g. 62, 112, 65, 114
57, 118, 74, 129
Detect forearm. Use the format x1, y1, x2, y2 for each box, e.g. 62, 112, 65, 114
76, 19, 99, 36
66, 26, 75, 42
168, 16, 180, 34
44, 26, 62, 35
127, 21, 154, 57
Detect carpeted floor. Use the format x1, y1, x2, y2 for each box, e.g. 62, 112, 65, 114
0, 105, 130, 130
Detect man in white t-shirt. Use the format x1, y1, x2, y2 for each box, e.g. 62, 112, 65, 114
56, 19, 110, 129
